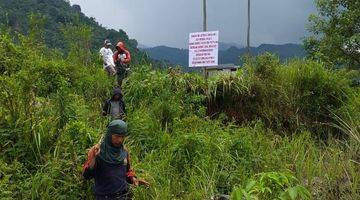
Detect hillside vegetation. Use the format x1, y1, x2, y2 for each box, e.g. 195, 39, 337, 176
0, 29, 359, 199
0, 0, 147, 63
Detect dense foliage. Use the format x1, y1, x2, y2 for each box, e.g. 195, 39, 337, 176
305, 0, 360, 69
0, 29, 359, 199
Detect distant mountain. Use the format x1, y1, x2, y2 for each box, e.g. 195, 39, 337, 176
219, 42, 244, 51
220, 43, 306, 64
144, 46, 188, 66
143, 43, 306, 67
141, 42, 243, 52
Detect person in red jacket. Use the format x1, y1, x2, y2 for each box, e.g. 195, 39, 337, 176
113, 41, 131, 87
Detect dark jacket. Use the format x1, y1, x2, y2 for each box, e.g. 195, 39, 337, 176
102, 88, 126, 118
83, 150, 136, 196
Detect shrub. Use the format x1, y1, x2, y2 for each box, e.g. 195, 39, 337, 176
231, 172, 311, 200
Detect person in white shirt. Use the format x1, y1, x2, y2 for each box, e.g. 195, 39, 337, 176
99, 40, 116, 76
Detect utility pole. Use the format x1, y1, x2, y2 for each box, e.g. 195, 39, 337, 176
203, 0, 208, 78
247, 0, 251, 56
203, 0, 207, 31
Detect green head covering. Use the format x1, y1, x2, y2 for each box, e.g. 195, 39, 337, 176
99, 120, 128, 165
107, 119, 128, 136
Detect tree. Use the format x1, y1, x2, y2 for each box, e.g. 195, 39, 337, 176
304, 0, 360, 69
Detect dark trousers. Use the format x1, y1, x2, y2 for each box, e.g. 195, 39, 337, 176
116, 64, 127, 87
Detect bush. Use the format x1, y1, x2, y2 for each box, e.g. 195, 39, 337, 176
208, 54, 352, 138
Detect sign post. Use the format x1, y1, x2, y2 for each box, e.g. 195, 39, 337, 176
188, 31, 219, 74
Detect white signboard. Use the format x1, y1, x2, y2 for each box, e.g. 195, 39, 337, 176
189, 31, 219, 67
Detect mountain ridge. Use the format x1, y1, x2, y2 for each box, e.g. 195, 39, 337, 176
143, 43, 306, 67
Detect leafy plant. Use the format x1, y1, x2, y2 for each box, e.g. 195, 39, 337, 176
231, 172, 311, 200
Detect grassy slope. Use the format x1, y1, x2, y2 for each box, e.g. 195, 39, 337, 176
0, 32, 359, 200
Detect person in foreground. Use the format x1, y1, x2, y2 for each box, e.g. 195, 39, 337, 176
83, 120, 149, 200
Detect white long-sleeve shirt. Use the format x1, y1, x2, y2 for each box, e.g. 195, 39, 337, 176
99, 47, 115, 69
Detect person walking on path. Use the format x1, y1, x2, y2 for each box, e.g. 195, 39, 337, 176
83, 120, 149, 200
100, 39, 116, 76
113, 41, 131, 87
102, 88, 126, 121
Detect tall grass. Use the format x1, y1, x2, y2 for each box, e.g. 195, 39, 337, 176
208, 54, 351, 139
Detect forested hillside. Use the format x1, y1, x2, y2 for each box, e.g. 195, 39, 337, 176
0, 0, 147, 63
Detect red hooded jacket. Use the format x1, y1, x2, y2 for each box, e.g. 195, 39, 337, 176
113, 42, 131, 65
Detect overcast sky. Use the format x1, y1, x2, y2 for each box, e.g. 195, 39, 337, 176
69, 0, 317, 48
